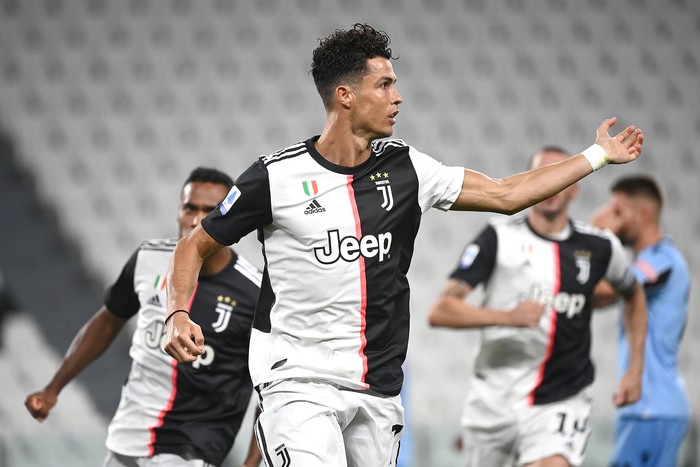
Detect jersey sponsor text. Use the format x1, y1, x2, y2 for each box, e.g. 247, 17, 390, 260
313, 229, 392, 264
524, 284, 586, 318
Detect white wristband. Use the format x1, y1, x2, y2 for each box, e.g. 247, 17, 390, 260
581, 144, 610, 171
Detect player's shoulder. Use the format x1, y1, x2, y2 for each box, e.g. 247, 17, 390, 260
260, 140, 308, 167
488, 215, 526, 232
651, 238, 685, 259
571, 219, 615, 241
570, 220, 624, 257
126, 238, 177, 272
137, 237, 178, 253
644, 238, 689, 270
372, 138, 408, 157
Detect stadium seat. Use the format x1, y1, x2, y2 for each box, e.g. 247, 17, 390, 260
0, 2, 698, 465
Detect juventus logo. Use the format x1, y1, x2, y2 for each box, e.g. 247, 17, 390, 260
377, 185, 394, 211
213, 295, 236, 333
574, 250, 592, 284
275, 443, 291, 466
370, 171, 393, 211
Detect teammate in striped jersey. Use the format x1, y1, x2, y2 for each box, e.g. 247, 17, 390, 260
25, 168, 262, 467
428, 147, 647, 467
163, 24, 644, 466
592, 175, 690, 467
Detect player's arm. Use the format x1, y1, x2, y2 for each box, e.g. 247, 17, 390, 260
593, 279, 620, 308
164, 224, 225, 362
450, 118, 643, 214
613, 283, 647, 407
428, 279, 544, 328
25, 306, 127, 422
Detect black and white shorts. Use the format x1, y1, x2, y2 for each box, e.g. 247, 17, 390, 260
255, 378, 404, 467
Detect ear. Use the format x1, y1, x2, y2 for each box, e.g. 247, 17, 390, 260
638, 202, 654, 223
336, 85, 354, 109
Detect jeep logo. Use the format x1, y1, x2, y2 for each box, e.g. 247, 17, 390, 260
527, 284, 586, 319
314, 229, 392, 264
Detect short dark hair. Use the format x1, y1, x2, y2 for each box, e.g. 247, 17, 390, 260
183, 167, 234, 191
611, 174, 663, 208
311, 23, 396, 110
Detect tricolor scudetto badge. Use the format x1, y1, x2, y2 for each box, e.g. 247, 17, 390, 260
302, 180, 318, 197
153, 275, 167, 290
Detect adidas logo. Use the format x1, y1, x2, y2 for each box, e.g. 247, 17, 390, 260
147, 295, 162, 307
304, 199, 326, 215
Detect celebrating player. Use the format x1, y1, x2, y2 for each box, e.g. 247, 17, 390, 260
164, 24, 643, 466
428, 147, 647, 467
26, 167, 262, 467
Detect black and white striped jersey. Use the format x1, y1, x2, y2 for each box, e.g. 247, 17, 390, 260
104, 238, 261, 465
202, 136, 464, 396
450, 217, 636, 418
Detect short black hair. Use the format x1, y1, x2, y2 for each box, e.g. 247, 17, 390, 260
182, 167, 234, 191
611, 174, 663, 208
311, 23, 396, 110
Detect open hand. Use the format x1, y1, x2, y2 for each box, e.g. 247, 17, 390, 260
595, 117, 644, 165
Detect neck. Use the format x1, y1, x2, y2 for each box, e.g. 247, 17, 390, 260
200, 247, 232, 277
528, 211, 569, 237
633, 226, 662, 253
315, 113, 373, 167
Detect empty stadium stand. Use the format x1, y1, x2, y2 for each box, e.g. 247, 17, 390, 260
0, 0, 698, 465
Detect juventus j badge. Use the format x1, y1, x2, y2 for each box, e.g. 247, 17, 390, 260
370, 171, 393, 211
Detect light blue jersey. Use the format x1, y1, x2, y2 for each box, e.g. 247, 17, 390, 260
617, 238, 690, 418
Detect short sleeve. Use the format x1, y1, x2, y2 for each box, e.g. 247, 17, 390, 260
603, 230, 638, 296
449, 225, 498, 288
104, 249, 140, 319
201, 160, 273, 246
407, 146, 464, 212
634, 254, 673, 291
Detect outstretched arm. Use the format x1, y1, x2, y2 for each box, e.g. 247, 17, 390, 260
428, 279, 544, 328
164, 224, 225, 362
612, 283, 647, 407
451, 118, 644, 214
25, 307, 127, 422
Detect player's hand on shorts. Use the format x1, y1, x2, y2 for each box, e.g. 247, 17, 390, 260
25, 390, 58, 422
509, 300, 546, 327
594, 117, 644, 165
164, 312, 205, 362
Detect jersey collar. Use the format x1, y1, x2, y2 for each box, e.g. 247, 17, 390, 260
305, 136, 377, 175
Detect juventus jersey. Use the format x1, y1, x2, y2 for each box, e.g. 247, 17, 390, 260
202, 137, 464, 396
104, 239, 261, 465
450, 217, 636, 421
